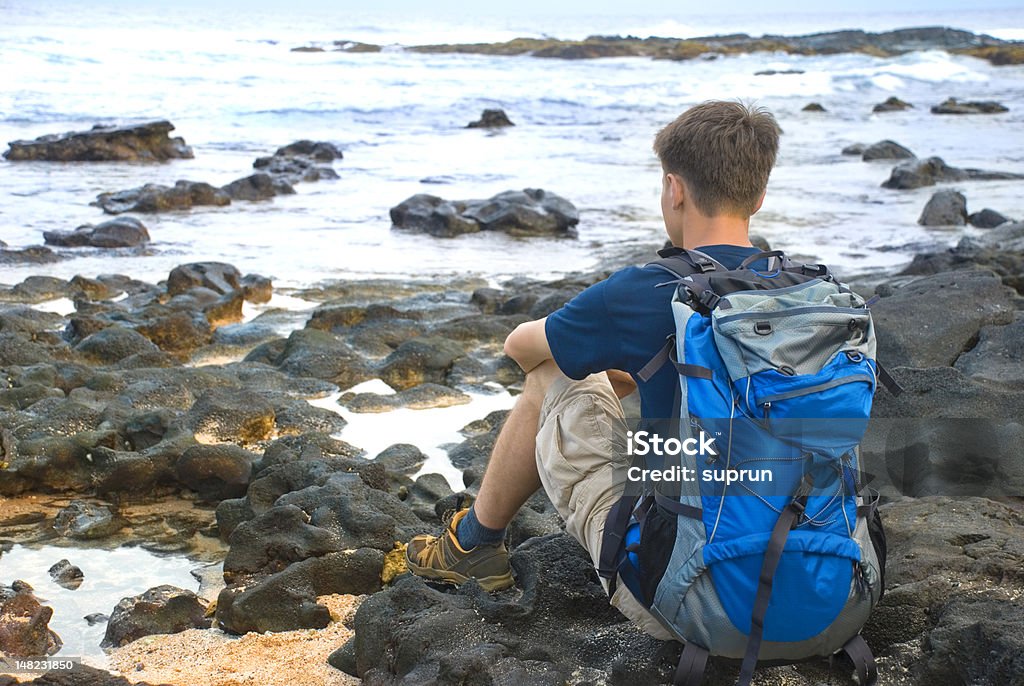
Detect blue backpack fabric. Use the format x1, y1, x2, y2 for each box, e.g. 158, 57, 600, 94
598, 248, 894, 686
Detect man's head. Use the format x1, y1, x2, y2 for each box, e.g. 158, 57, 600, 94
654, 101, 781, 228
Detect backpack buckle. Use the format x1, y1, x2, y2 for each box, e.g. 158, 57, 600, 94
697, 291, 721, 311
801, 264, 827, 277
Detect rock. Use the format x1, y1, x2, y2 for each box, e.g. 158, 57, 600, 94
466, 108, 515, 128
391, 189, 579, 238
346, 534, 662, 684
954, 313, 1024, 386
918, 189, 968, 226
53, 500, 125, 539
871, 270, 1015, 369
69, 275, 115, 301
898, 222, 1024, 294
273, 140, 343, 161
74, 326, 160, 364
216, 548, 383, 634
841, 143, 866, 156
42, 217, 151, 248
0, 583, 62, 657
93, 180, 231, 214
166, 261, 241, 296
264, 328, 371, 388
873, 96, 913, 112
221, 172, 295, 201
801, 102, 826, 111
6, 276, 69, 302
84, 612, 109, 626
101, 585, 210, 648
223, 504, 341, 581
341, 383, 471, 413
968, 208, 1011, 228
373, 444, 427, 475
3, 120, 192, 162
754, 69, 805, 76
240, 273, 273, 303
861, 140, 915, 161
47, 560, 84, 590
135, 311, 211, 353
175, 443, 257, 500
378, 337, 465, 390
881, 156, 1024, 190
186, 387, 276, 445
931, 97, 1009, 115
0, 245, 62, 265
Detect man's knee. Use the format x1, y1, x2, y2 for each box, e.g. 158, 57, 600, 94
522, 359, 564, 399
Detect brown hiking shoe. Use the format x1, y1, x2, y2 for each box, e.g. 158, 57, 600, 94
406, 509, 514, 591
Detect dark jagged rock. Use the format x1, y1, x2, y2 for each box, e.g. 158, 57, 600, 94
220, 172, 295, 201
259, 328, 371, 388
373, 444, 428, 475
898, 222, 1024, 293
378, 336, 466, 390
466, 108, 515, 128
216, 548, 383, 634
166, 262, 240, 296
3, 120, 192, 162
47, 559, 84, 590
954, 312, 1024, 386
0, 245, 63, 265
968, 208, 1011, 228
873, 96, 913, 112
273, 140, 343, 161
861, 139, 915, 161
391, 189, 579, 238
2, 276, 69, 303
881, 156, 1024, 190
871, 270, 1015, 369
931, 97, 1009, 114
918, 189, 967, 226
841, 143, 866, 156
757, 69, 805, 75
185, 387, 276, 445
74, 326, 160, 364
341, 383, 471, 413
43, 217, 151, 248
53, 500, 125, 540
801, 102, 825, 111
175, 443, 257, 500
251, 140, 342, 183
93, 180, 231, 214
223, 504, 342, 581
101, 585, 210, 648
0, 583, 62, 657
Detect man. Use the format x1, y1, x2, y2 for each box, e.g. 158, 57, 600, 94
406, 100, 782, 638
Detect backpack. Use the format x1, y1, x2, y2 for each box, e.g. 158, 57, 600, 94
597, 247, 898, 686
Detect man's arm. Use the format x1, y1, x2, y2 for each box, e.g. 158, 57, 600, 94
503, 317, 552, 374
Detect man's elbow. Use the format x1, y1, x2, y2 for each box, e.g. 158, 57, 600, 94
503, 323, 527, 362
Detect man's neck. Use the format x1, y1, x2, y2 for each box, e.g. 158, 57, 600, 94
679, 215, 752, 250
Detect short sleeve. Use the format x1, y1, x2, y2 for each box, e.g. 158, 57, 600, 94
545, 279, 623, 380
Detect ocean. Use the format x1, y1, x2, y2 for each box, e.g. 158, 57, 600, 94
2, 1, 1024, 289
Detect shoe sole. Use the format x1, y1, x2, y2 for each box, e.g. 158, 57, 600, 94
407, 559, 514, 592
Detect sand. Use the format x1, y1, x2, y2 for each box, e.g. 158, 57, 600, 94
106, 595, 363, 686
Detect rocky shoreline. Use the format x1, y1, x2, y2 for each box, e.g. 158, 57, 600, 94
292, 26, 1024, 65
0, 211, 1022, 683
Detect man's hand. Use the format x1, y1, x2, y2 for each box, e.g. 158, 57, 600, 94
504, 318, 552, 374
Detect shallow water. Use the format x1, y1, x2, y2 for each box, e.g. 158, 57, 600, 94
0, 544, 201, 662
2, 4, 1023, 290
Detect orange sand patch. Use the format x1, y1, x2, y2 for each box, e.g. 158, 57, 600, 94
106, 594, 363, 686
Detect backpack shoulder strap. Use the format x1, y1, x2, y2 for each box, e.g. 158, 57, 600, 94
646, 246, 728, 279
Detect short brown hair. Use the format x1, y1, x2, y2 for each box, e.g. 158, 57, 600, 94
653, 100, 781, 217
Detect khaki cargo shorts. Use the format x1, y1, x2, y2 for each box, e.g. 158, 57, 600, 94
535, 372, 673, 641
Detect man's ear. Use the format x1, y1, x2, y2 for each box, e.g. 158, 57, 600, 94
751, 190, 766, 214
667, 173, 686, 211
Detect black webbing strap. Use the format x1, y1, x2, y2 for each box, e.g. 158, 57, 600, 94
597, 493, 640, 598
654, 490, 704, 520
673, 641, 709, 686
735, 496, 808, 686
875, 362, 903, 397
638, 336, 674, 382
842, 634, 879, 685
856, 487, 880, 519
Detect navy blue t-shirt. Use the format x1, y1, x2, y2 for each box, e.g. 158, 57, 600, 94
545, 244, 762, 420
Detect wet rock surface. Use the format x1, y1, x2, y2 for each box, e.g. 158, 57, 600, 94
43, 217, 151, 249
101, 585, 210, 648
390, 189, 580, 237
872, 96, 913, 112
93, 180, 231, 214
881, 156, 1024, 190
3, 120, 192, 162
861, 139, 915, 161
918, 189, 967, 226
930, 97, 1010, 115
47, 559, 85, 590
0, 582, 62, 657
466, 108, 514, 128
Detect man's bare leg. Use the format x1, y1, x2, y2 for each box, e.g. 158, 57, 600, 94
471, 359, 563, 530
